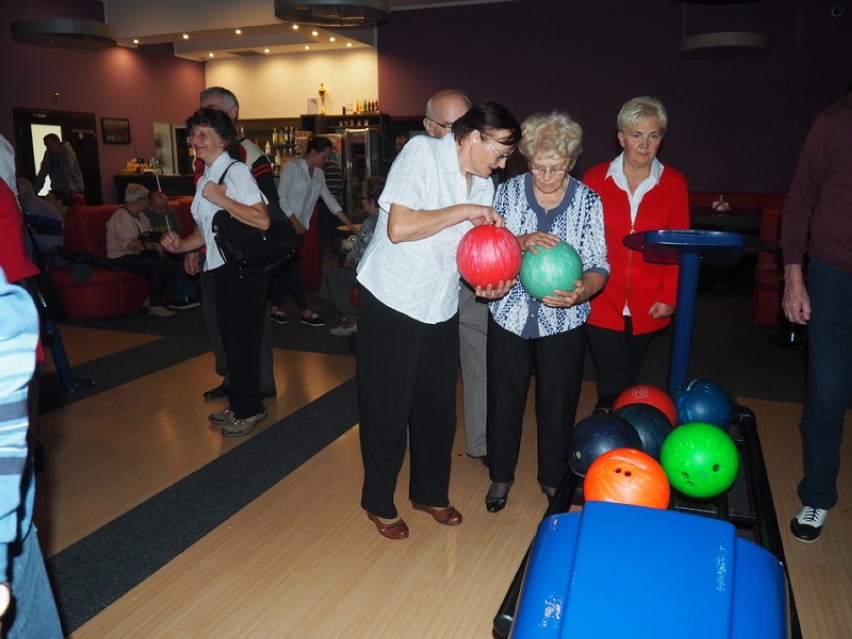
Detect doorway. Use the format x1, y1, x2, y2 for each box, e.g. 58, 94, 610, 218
13, 108, 103, 205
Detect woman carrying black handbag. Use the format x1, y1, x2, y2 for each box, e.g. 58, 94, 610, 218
161, 108, 271, 438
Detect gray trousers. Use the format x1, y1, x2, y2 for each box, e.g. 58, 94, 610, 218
201, 268, 276, 394
458, 283, 488, 457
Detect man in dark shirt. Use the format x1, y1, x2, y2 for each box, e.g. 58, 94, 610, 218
779, 89, 852, 543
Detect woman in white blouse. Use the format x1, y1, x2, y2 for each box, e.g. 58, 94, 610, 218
356, 101, 521, 540
270, 136, 357, 327
161, 108, 271, 438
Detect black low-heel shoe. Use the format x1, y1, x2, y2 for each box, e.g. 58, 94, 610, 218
485, 495, 507, 513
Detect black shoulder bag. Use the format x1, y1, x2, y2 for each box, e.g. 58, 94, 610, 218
211, 161, 300, 276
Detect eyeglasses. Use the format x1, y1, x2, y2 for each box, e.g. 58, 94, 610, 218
481, 134, 513, 161
529, 164, 569, 177
425, 116, 453, 130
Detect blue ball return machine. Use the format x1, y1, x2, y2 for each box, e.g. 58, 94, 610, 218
494, 231, 801, 638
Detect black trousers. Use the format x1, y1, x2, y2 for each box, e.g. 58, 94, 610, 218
486, 317, 586, 489
111, 254, 178, 306
356, 287, 459, 519
586, 320, 663, 400
212, 265, 270, 419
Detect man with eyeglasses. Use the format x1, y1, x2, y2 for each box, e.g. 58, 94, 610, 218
422, 90, 490, 467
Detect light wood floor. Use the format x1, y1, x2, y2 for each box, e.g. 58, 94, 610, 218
34, 329, 851, 638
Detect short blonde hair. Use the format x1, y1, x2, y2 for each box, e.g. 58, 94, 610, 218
617, 96, 668, 135
518, 111, 583, 170
124, 183, 149, 204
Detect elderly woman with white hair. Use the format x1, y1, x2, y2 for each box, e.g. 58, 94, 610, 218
106, 183, 179, 318
583, 96, 690, 402
485, 111, 609, 513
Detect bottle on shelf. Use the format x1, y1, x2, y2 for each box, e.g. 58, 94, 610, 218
272, 128, 278, 145
264, 140, 272, 156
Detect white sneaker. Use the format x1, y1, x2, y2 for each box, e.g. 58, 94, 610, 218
148, 306, 176, 318
790, 506, 829, 542
221, 408, 268, 437
330, 324, 357, 337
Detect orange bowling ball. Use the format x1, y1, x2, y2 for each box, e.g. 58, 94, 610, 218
583, 447, 671, 510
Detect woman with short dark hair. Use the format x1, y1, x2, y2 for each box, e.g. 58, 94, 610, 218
161, 107, 271, 437
356, 100, 521, 539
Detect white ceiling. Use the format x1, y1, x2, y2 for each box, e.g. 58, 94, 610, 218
101, 0, 517, 61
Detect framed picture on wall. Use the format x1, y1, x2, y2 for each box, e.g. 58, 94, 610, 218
102, 117, 131, 144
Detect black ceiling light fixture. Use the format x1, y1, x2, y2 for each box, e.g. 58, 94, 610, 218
677, 0, 769, 60
11, 17, 117, 49
274, 0, 390, 28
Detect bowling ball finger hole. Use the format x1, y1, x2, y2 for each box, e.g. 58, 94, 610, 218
712, 464, 721, 472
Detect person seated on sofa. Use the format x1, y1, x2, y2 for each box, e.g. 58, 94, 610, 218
144, 191, 200, 310
16, 178, 64, 259
106, 183, 179, 318
318, 176, 384, 336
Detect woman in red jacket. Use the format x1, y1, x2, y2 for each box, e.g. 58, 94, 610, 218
583, 96, 690, 401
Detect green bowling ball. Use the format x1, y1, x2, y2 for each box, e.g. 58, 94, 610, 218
519, 241, 583, 301
660, 421, 740, 499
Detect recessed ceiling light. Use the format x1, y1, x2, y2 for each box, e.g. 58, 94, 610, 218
264, 48, 270, 54
182, 34, 189, 40
329, 37, 336, 42
304, 45, 310, 50
235, 28, 242, 35
132, 38, 140, 44
312, 30, 318, 37
292, 24, 299, 30
208, 52, 214, 58
346, 42, 352, 47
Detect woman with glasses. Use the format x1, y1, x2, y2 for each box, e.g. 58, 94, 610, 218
356, 100, 521, 539
485, 111, 609, 513
583, 97, 689, 401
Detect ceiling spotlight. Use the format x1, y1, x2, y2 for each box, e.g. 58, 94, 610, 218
235, 28, 242, 35
264, 48, 270, 53
304, 45, 310, 50
275, 0, 390, 28
329, 36, 336, 42
292, 24, 300, 30
346, 42, 352, 47
132, 38, 140, 44
208, 52, 214, 58
312, 30, 319, 36
182, 34, 189, 40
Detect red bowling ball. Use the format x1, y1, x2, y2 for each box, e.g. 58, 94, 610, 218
612, 384, 678, 428
456, 225, 523, 289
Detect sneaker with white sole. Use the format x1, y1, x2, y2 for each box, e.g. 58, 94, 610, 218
209, 407, 235, 425
221, 408, 268, 437
301, 312, 325, 327
790, 506, 829, 542
330, 324, 357, 337
270, 310, 288, 325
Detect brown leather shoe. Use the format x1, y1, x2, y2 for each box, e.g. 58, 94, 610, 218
367, 513, 409, 540
411, 503, 463, 526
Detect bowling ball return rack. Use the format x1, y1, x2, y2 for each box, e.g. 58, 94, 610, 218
492, 231, 802, 638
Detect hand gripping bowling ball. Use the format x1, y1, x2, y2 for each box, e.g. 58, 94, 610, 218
584, 447, 671, 510
613, 403, 673, 461
569, 413, 643, 477
672, 378, 734, 431
518, 241, 583, 300
456, 225, 523, 289
612, 384, 678, 428
660, 422, 740, 499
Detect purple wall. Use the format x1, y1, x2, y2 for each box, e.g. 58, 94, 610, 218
1, 0, 205, 203
378, 0, 852, 192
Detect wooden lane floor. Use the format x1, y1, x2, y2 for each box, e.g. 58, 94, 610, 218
36, 349, 356, 557
34, 325, 851, 639
41, 326, 161, 375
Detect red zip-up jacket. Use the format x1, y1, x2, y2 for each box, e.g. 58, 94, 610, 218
583, 162, 689, 335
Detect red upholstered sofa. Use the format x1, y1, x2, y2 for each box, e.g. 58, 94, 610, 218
50, 197, 322, 319
50, 199, 194, 319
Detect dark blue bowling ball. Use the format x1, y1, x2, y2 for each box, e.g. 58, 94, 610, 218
672, 378, 733, 432
613, 403, 673, 461
569, 413, 643, 477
